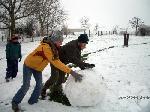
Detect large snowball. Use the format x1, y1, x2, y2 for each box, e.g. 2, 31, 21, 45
64, 69, 106, 107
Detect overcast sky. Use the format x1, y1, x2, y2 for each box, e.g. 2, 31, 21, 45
61, 0, 150, 29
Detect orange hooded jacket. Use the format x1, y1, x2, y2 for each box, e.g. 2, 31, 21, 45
24, 42, 71, 74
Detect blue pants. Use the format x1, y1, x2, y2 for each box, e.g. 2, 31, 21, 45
6, 59, 18, 79
12, 64, 42, 104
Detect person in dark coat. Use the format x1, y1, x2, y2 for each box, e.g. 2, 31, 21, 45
41, 34, 95, 100
5, 35, 22, 82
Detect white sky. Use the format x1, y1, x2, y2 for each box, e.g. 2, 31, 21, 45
61, 0, 150, 29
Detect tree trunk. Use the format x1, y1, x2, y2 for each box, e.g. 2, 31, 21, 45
40, 23, 44, 36
135, 19, 139, 36
47, 24, 49, 36
10, 12, 16, 38
31, 35, 34, 42
40, 28, 44, 36
10, 20, 15, 37
84, 30, 86, 34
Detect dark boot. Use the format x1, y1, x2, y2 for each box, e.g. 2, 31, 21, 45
6, 78, 10, 82
41, 88, 47, 100
12, 101, 19, 112
49, 85, 71, 106
41, 85, 55, 100
49, 85, 62, 100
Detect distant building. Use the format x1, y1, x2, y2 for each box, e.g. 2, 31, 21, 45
137, 25, 150, 36
67, 28, 86, 35
119, 30, 127, 35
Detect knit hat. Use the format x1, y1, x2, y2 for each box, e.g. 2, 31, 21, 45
78, 34, 89, 44
50, 30, 63, 42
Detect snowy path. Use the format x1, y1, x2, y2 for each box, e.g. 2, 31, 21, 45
0, 35, 150, 112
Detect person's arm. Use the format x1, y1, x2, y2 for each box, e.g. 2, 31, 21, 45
18, 44, 22, 62
43, 44, 83, 82
65, 48, 89, 69
6, 43, 10, 59
64, 47, 95, 69
19, 44, 22, 58
43, 45, 71, 74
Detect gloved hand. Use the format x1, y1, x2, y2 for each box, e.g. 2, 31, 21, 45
70, 70, 83, 82
87, 64, 95, 68
18, 57, 22, 62
80, 66, 86, 70
80, 63, 95, 70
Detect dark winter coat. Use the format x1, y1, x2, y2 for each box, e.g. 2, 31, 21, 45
6, 41, 22, 60
59, 39, 89, 69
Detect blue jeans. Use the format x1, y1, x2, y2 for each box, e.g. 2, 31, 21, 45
12, 64, 42, 104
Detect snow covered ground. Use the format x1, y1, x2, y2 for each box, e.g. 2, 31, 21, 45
0, 35, 150, 112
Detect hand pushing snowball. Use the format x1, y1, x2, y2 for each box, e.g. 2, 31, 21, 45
64, 69, 106, 107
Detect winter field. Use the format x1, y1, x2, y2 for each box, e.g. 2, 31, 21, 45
0, 35, 150, 112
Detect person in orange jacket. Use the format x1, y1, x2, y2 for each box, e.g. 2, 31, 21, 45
11, 31, 82, 112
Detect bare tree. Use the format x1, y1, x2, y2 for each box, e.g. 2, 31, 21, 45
47, 5, 67, 31
80, 16, 90, 33
16, 16, 36, 34
94, 23, 99, 35
0, 0, 37, 38
112, 25, 119, 34
129, 17, 144, 35
34, 0, 66, 36
62, 24, 68, 37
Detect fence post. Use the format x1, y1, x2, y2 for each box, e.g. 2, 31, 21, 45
98, 31, 100, 36
124, 33, 129, 47
126, 33, 129, 46
2, 36, 4, 41
101, 31, 103, 35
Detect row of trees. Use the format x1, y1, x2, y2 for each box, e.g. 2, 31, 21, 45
0, 0, 66, 38
79, 16, 144, 35
0, 0, 145, 38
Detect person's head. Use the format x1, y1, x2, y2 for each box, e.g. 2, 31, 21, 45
50, 31, 63, 48
11, 34, 19, 42
77, 34, 89, 50
43, 30, 63, 48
